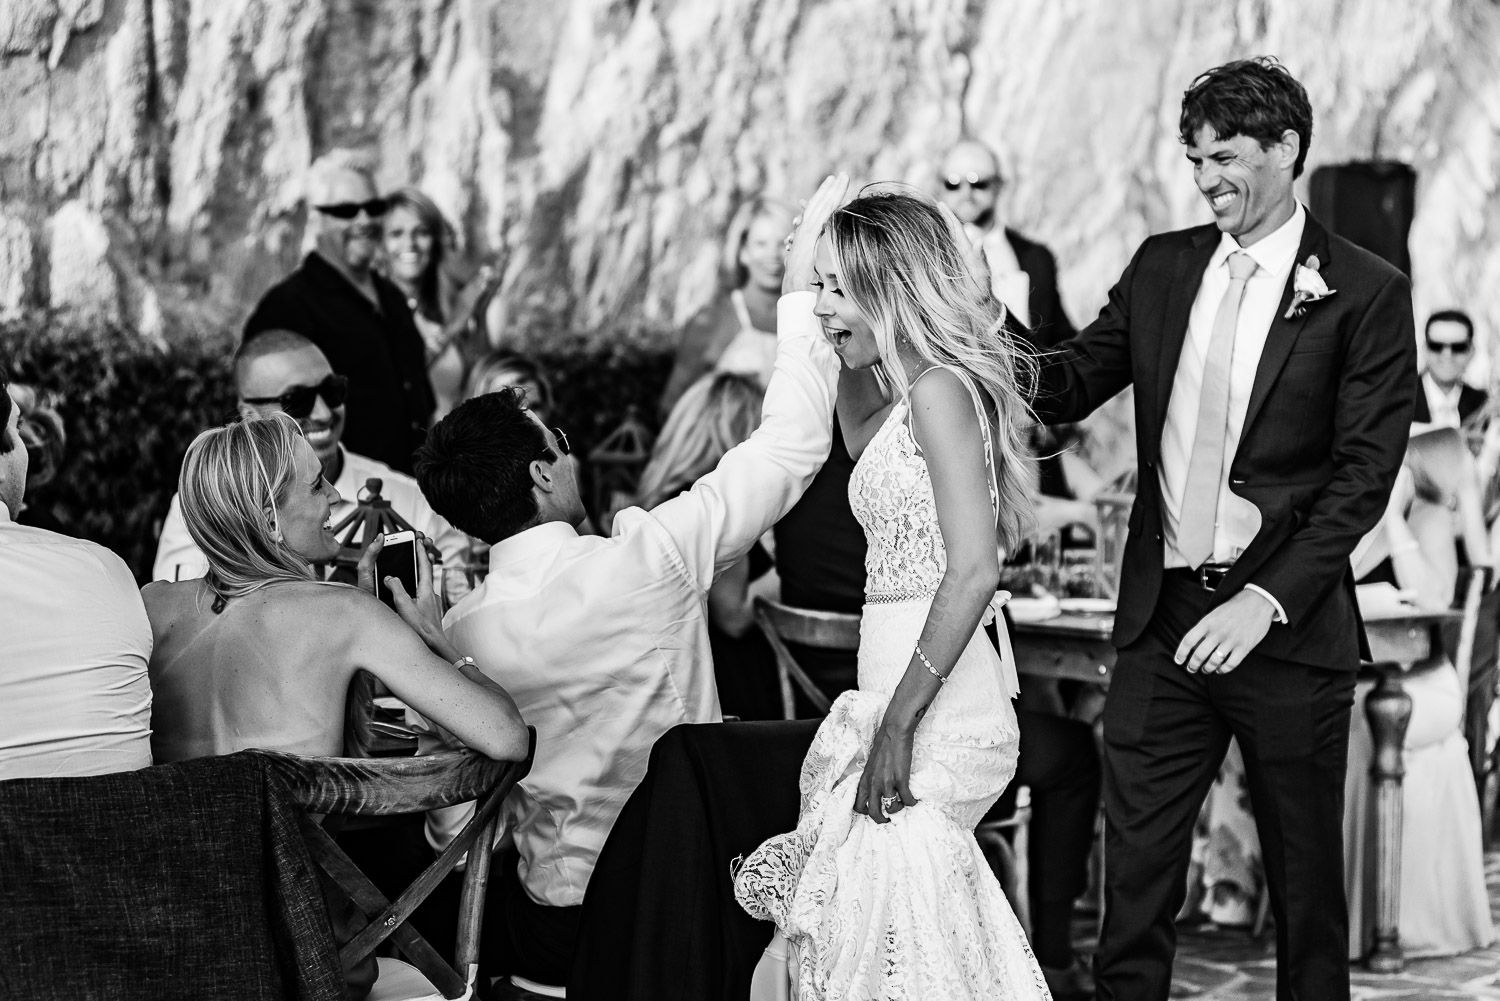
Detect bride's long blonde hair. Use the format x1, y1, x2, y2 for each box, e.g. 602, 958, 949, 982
825, 189, 1038, 550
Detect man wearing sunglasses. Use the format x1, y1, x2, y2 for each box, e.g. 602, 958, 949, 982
243, 150, 434, 474
1412, 309, 1487, 428
935, 139, 1076, 346
152, 330, 465, 581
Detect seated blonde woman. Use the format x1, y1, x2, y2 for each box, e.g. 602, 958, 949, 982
637, 371, 780, 719
142, 414, 528, 764
1343, 426, 1495, 959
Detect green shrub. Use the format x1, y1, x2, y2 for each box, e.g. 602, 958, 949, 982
1, 321, 239, 581
1, 316, 674, 582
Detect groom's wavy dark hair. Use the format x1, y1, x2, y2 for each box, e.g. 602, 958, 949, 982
1179, 56, 1314, 178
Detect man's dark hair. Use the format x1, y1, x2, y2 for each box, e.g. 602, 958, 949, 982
1426, 309, 1475, 345
0, 375, 13, 454
414, 387, 557, 544
1179, 57, 1314, 178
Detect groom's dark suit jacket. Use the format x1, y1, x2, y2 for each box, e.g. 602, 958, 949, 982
1031, 214, 1416, 669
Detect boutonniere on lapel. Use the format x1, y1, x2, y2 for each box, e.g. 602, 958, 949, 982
1284, 254, 1337, 319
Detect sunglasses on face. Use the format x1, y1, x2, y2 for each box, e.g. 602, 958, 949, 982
942, 173, 1000, 192
313, 198, 389, 220
242, 374, 350, 419
1426, 340, 1473, 355
540, 427, 570, 460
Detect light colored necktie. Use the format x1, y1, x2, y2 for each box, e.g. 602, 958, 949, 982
1178, 251, 1258, 568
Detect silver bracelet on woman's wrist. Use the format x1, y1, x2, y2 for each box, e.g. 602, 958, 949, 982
915, 643, 945, 684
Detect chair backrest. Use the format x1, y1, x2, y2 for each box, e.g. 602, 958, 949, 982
253, 729, 536, 1000
753, 598, 861, 719
1453, 566, 1491, 728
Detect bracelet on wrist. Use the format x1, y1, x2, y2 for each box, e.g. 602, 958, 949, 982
915, 643, 945, 684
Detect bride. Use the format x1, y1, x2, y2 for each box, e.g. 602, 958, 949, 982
733, 181, 1049, 999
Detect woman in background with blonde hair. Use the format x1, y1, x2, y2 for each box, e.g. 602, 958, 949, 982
638, 371, 781, 719
734, 181, 1047, 999
141, 413, 527, 765
658, 195, 796, 418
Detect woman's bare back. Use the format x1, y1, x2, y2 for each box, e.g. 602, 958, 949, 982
143, 579, 364, 762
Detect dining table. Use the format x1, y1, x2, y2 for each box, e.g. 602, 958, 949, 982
1007, 597, 1458, 974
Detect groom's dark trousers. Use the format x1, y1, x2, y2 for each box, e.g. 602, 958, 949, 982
1101, 571, 1357, 1001
1028, 213, 1416, 1001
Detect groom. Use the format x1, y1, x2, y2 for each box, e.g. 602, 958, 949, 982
1028, 59, 1415, 1000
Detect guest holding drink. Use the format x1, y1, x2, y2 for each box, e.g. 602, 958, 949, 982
383, 187, 505, 420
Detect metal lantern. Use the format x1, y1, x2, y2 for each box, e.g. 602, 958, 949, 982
588, 407, 656, 525
320, 477, 418, 580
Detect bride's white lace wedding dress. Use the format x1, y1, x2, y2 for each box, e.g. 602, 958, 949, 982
734, 370, 1050, 1000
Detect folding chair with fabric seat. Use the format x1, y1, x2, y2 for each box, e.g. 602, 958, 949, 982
254, 731, 535, 1001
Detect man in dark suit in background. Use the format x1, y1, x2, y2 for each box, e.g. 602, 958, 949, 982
937, 139, 1076, 346
1027, 58, 1416, 1001
1412, 309, 1487, 427
244, 151, 434, 473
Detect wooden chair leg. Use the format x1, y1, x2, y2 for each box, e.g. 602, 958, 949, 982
1251, 886, 1272, 941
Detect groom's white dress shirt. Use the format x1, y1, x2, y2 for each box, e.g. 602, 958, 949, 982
0, 501, 154, 779
1158, 203, 1306, 619
417, 292, 837, 908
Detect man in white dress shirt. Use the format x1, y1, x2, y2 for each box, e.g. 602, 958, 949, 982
0, 378, 154, 779
408, 286, 836, 985
1412, 309, 1487, 428
152, 330, 466, 580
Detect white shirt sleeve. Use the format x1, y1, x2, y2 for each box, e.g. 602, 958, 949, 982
151, 493, 209, 582
651, 291, 838, 589
1243, 583, 1288, 624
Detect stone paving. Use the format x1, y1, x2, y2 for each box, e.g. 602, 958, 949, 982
1075, 852, 1500, 1000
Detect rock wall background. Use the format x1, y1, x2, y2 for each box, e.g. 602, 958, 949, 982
4, 0, 1500, 442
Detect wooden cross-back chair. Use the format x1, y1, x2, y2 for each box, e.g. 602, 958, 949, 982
752, 598, 858, 720
254, 730, 536, 1001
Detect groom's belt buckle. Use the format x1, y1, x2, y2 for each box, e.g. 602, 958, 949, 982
1195, 563, 1235, 590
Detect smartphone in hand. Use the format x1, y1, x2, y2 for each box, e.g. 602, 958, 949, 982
374, 530, 419, 610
